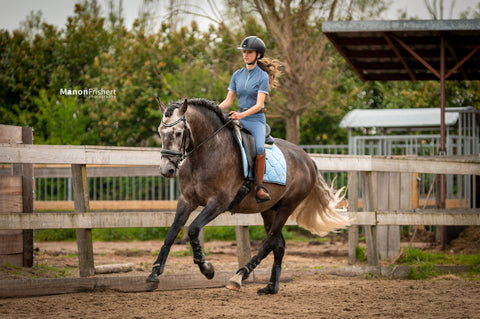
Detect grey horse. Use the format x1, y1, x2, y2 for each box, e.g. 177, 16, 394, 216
146, 98, 349, 294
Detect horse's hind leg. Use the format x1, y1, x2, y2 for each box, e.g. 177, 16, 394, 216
227, 209, 288, 294
257, 232, 285, 295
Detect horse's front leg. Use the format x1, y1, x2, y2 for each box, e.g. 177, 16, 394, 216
188, 201, 226, 279
145, 197, 196, 290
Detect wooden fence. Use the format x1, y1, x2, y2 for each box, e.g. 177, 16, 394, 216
0, 142, 479, 274
0, 126, 33, 267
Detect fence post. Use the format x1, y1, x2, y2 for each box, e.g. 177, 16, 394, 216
347, 171, 359, 265
21, 127, 34, 267
235, 226, 251, 268
71, 164, 95, 277
361, 171, 379, 266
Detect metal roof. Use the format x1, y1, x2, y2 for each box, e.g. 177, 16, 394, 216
322, 19, 480, 81
339, 107, 477, 129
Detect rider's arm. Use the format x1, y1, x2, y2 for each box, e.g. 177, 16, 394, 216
219, 90, 236, 110
231, 92, 266, 120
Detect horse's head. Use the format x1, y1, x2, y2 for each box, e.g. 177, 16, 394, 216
157, 97, 190, 178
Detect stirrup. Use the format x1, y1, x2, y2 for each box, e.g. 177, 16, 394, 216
255, 185, 271, 203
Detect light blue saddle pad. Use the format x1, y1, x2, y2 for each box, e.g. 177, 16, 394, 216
234, 131, 287, 185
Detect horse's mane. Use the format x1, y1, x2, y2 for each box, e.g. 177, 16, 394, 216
166, 98, 234, 128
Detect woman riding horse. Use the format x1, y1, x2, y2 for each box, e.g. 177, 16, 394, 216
219, 36, 282, 203
147, 96, 350, 295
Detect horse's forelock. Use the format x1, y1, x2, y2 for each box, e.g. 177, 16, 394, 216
164, 103, 180, 118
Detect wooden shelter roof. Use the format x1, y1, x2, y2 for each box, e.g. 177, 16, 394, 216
322, 19, 480, 81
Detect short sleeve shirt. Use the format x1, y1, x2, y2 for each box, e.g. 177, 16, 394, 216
228, 65, 269, 110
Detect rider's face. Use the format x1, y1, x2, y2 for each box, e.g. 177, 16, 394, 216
242, 50, 258, 64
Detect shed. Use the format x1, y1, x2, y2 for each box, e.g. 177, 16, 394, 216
322, 19, 480, 257
323, 19, 480, 155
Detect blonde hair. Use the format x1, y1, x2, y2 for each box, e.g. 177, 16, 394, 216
258, 57, 282, 89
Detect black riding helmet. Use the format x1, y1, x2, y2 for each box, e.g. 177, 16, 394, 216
238, 36, 266, 63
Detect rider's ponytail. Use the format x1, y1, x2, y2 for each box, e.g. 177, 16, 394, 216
257, 57, 282, 89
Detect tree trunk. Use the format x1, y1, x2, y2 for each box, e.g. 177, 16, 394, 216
285, 112, 300, 144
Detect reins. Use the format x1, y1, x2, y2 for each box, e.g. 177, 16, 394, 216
160, 112, 233, 168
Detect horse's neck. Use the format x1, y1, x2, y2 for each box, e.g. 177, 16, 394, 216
187, 109, 236, 157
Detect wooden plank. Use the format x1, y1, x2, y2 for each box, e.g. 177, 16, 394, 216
33, 165, 161, 178
361, 171, 379, 266
310, 154, 480, 175
235, 226, 251, 268
34, 200, 179, 211
0, 144, 162, 166
377, 210, 480, 226
0, 253, 23, 266
347, 171, 359, 265
387, 173, 401, 260
4, 209, 478, 229
21, 126, 34, 267
0, 124, 23, 144
0, 211, 266, 229
32, 198, 467, 213
0, 176, 25, 267
375, 172, 389, 260
72, 164, 95, 277
1, 145, 479, 174
0, 270, 285, 298
0, 176, 23, 213
0, 231, 23, 253
4, 209, 475, 228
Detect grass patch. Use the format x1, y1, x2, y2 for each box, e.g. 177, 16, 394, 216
397, 248, 480, 266
356, 245, 368, 261
35, 226, 340, 243
396, 248, 480, 280
169, 249, 194, 257
0, 262, 75, 279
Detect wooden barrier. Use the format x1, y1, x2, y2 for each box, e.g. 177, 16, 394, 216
0, 125, 33, 267
0, 143, 479, 273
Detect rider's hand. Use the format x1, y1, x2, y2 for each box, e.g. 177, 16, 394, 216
229, 111, 244, 120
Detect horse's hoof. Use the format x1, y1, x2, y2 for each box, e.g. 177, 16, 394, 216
144, 281, 159, 292
226, 272, 243, 291
257, 282, 278, 295
199, 261, 215, 280
226, 281, 241, 291
144, 272, 160, 291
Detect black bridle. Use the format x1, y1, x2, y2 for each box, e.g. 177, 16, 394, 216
160, 114, 233, 169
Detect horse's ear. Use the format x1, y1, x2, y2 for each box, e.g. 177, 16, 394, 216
156, 96, 167, 114
179, 99, 188, 115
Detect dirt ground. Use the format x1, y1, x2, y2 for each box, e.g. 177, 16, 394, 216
1, 273, 479, 318
1, 227, 480, 318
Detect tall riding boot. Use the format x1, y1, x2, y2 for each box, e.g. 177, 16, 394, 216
254, 153, 271, 203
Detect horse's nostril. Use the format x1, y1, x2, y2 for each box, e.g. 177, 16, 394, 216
168, 169, 175, 175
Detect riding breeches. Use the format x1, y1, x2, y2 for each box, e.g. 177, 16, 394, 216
240, 115, 266, 155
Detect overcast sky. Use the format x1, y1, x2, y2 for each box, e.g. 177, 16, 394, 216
0, 0, 478, 31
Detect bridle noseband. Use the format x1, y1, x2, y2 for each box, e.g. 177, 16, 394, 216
160, 115, 189, 169
160, 114, 232, 169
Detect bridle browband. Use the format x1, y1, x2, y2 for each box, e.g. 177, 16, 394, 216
160, 113, 233, 169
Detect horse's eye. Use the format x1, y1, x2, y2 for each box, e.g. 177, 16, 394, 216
175, 131, 182, 138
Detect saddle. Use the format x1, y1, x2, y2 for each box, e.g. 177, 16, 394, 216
227, 123, 276, 214
235, 123, 275, 173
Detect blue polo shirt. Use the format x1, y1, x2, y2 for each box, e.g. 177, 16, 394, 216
228, 65, 269, 113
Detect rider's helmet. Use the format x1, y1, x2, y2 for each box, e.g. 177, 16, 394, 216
237, 36, 266, 59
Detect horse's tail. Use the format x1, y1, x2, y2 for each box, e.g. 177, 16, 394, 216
289, 162, 350, 236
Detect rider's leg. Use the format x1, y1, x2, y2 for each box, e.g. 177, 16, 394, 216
241, 118, 270, 202
254, 152, 270, 202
